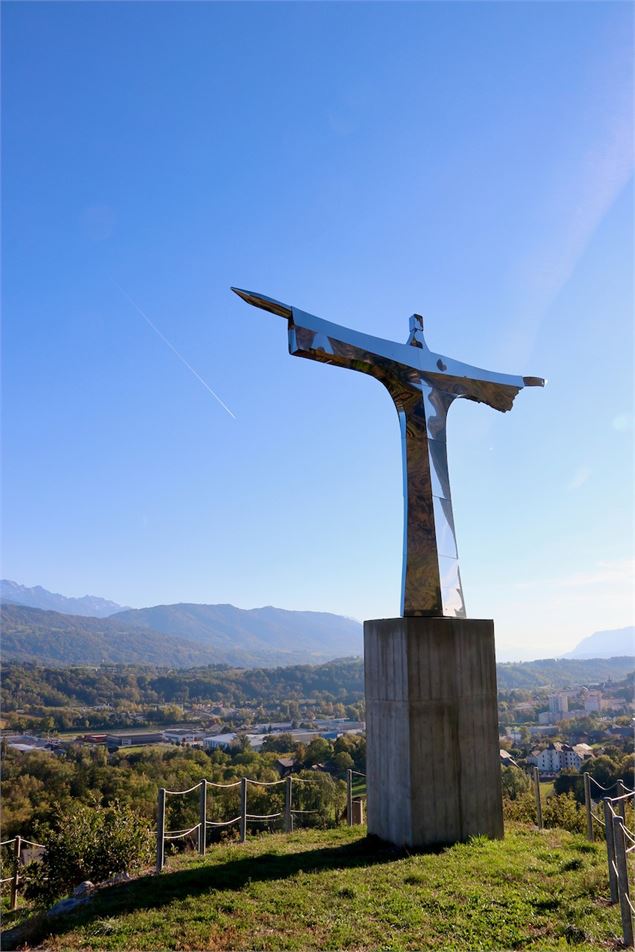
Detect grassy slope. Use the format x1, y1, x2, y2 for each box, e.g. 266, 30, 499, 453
13, 823, 625, 951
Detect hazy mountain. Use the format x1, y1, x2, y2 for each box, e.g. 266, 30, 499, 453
562, 626, 635, 660
112, 603, 363, 661
1, 601, 363, 668
1, 580, 126, 618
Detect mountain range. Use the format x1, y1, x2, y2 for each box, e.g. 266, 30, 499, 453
562, 626, 634, 659
0, 580, 126, 618
0, 590, 363, 668
1, 580, 632, 668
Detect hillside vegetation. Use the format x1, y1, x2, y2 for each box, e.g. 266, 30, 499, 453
4, 824, 623, 951
1, 604, 363, 668
3, 655, 633, 713
0, 605, 220, 668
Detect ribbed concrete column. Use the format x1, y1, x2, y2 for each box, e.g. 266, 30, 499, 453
364, 616, 503, 847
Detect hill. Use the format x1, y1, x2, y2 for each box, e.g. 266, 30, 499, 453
2, 825, 622, 951
0, 604, 223, 668
0, 580, 126, 618
496, 655, 635, 689
563, 626, 635, 659
0, 603, 362, 668
112, 602, 363, 662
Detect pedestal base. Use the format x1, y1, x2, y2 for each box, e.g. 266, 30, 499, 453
364, 616, 503, 848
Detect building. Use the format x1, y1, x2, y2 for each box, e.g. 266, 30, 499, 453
106, 732, 164, 750
548, 693, 569, 719
529, 742, 594, 775
162, 730, 205, 745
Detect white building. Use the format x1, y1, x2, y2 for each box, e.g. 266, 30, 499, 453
529, 742, 593, 775
548, 693, 569, 718
162, 730, 205, 744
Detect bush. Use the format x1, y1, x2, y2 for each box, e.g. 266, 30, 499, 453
503, 791, 536, 824
542, 793, 586, 834
24, 800, 152, 902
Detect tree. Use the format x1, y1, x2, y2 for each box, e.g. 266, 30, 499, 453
331, 751, 354, 777
303, 738, 333, 767
501, 766, 531, 801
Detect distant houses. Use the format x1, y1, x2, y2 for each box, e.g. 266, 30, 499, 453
527, 742, 593, 776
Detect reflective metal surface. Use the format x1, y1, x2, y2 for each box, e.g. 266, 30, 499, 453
232, 287, 544, 617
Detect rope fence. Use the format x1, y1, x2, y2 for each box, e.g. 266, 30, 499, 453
0, 835, 46, 910
579, 777, 634, 948
155, 771, 366, 874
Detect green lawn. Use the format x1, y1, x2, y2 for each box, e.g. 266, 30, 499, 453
3, 822, 624, 951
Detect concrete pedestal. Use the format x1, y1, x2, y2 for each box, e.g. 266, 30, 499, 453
364, 616, 503, 848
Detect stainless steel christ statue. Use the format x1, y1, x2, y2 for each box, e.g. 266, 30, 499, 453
232, 287, 544, 618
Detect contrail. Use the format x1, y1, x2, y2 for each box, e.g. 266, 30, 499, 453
115, 283, 236, 420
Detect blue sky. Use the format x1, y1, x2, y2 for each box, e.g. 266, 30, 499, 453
2, 1, 633, 658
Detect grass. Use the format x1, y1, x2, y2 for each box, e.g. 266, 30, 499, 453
3, 823, 624, 951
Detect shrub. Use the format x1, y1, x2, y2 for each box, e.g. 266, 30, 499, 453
24, 799, 152, 902
503, 791, 536, 824
542, 793, 585, 834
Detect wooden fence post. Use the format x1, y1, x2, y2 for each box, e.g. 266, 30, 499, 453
533, 767, 543, 830
240, 778, 247, 843
284, 776, 292, 834
603, 799, 618, 903
10, 836, 21, 911
584, 772, 594, 841
347, 769, 353, 827
198, 781, 207, 856
156, 788, 166, 874
612, 813, 634, 948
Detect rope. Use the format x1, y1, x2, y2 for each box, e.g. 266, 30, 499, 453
245, 812, 283, 820
164, 782, 202, 796
621, 826, 635, 845
626, 894, 635, 915
608, 791, 635, 803
0, 839, 16, 847
206, 817, 241, 827
20, 839, 45, 849
0, 876, 15, 884
163, 823, 201, 841
290, 776, 319, 784
290, 809, 319, 815
351, 770, 366, 777
244, 778, 285, 787
205, 780, 242, 789
626, 844, 635, 854
590, 778, 624, 793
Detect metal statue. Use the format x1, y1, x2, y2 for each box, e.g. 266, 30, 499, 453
232, 288, 544, 617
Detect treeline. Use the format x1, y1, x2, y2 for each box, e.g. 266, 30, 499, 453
6, 656, 634, 716
0, 732, 365, 841
496, 657, 634, 690
2, 659, 365, 712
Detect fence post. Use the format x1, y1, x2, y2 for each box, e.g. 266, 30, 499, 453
347, 769, 353, 827
533, 767, 543, 830
284, 776, 292, 834
240, 778, 247, 843
10, 836, 21, 911
584, 772, 594, 841
617, 780, 627, 823
156, 788, 166, 874
612, 813, 634, 948
603, 798, 618, 903
198, 781, 207, 857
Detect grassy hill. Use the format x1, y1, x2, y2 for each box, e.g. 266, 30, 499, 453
4, 824, 623, 950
